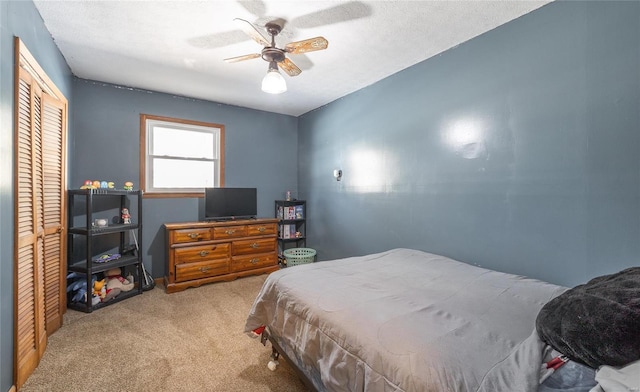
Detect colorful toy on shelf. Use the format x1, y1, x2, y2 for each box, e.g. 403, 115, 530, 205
80, 180, 96, 189
123, 181, 134, 190
80, 180, 116, 190
67, 272, 98, 304
121, 208, 131, 224
103, 268, 134, 301
93, 253, 121, 263
93, 279, 106, 300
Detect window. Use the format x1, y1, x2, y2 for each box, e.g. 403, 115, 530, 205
140, 114, 224, 197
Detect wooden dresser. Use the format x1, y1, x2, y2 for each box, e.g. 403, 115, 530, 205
164, 218, 279, 293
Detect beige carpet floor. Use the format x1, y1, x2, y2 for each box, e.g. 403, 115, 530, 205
21, 275, 309, 392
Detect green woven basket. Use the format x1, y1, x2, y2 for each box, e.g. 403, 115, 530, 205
283, 248, 316, 266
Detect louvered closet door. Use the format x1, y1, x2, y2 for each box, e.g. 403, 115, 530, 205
41, 94, 66, 334
15, 39, 67, 389
15, 71, 47, 388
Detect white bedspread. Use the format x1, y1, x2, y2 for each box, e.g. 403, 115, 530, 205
245, 248, 567, 391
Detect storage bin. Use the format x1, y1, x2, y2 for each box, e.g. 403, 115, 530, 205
283, 248, 316, 266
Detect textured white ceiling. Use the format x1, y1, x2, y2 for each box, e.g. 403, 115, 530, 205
33, 0, 552, 116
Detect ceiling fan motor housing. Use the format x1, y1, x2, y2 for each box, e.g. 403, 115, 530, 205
262, 22, 285, 63
262, 47, 285, 63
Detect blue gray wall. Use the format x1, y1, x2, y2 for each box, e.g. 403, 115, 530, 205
298, 1, 640, 288
0, 1, 73, 391
3, 0, 640, 390
71, 80, 298, 279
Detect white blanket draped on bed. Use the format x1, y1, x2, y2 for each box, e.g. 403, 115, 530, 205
245, 248, 567, 391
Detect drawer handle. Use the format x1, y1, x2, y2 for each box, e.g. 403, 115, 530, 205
250, 258, 259, 264
258, 227, 266, 232
250, 242, 259, 248
199, 250, 210, 257
188, 233, 200, 239
199, 266, 210, 273
225, 229, 235, 235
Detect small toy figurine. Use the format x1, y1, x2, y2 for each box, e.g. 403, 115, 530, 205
123, 181, 134, 191
121, 208, 131, 224
80, 180, 94, 189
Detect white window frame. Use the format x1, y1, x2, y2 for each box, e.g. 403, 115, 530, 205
140, 114, 225, 197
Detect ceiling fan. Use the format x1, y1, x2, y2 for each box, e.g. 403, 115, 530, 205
224, 18, 329, 94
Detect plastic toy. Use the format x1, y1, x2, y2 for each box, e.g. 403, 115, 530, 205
121, 208, 131, 224
93, 253, 121, 263
80, 180, 96, 189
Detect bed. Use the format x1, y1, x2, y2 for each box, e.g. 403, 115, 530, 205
244, 248, 638, 391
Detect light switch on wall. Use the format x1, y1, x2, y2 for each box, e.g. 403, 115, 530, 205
333, 169, 342, 181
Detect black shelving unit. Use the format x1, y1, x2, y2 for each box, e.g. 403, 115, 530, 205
275, 200, 306, 262
67, 189, 143, 312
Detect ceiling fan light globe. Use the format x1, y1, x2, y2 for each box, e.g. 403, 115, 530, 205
262, 69, 287, 94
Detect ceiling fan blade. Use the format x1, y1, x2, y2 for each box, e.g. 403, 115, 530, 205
233, 18, 270, 47
188, 30, 249, 50
224, 53, 261, 63
292, 1, 373, 29
278, 58, 302, 77
237, 0, 266, 19
285, 37, 329, 54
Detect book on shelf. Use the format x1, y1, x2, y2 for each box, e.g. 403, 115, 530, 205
286, 224, 294, 239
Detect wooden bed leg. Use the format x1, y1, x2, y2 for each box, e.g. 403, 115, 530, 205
267, 346, 280, 371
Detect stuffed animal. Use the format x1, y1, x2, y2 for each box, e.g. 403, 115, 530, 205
105, 267, 134, 292
103, 286, 121, 302
93, 279, 106, 300
67, 272, 102, 305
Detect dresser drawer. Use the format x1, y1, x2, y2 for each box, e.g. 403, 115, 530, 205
213, 225, 248, 240
174, 243, 230, 265
171, 228, 212, 244
232, 238, 276, 256
246, 223, 277, 236
231, 253, 278, 273
175, 259, 229, 282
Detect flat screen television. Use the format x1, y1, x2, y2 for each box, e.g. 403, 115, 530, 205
204, 187, 257, 221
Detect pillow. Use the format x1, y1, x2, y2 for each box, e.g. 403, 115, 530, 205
535, 267, 640, 369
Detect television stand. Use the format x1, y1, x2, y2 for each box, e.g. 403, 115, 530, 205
164, 218, 279, 293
